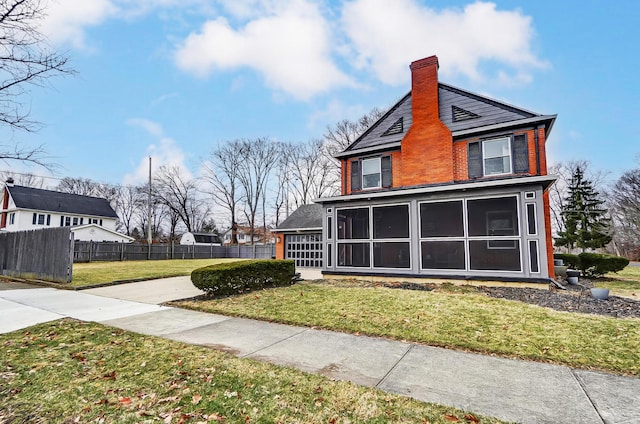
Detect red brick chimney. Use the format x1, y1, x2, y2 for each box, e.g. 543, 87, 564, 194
401, 55, 454, 186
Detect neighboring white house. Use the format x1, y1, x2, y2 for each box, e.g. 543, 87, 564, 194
180, 232, 222, 245
222, 225, 275, 245
0, 179, 132, 243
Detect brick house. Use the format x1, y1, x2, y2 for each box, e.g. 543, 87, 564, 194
276, 55, 556, 282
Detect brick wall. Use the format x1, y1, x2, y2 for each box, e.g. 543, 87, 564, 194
274, 233, 285, 260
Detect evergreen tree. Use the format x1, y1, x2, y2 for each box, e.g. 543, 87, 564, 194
555, 165, 612, 251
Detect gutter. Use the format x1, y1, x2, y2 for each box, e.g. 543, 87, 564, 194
273, 227, 322, 233
451, 115, 557, 138
535, 125, 541, 175
314, 174, 558, 204
334, 141, 402, 159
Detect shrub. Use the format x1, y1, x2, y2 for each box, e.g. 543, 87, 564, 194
191, 260, 296, 296
578, 253, 629, 278
554, 253, 580, 269
554, 252, 629, 278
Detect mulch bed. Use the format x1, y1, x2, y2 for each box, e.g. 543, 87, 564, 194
382, 280, 640, 319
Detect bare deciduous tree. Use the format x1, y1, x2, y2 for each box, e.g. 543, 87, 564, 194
323, 107, 385, 155
0, 0, 74, 166
235, 138, 280, 244
203, 141, 245, 244
0, 171, 44, 187
609, 168, 640, 259
153, 165, 207, 239
115, 184, 146, 236
285, 139, 337, 207
322, 107, 386, 195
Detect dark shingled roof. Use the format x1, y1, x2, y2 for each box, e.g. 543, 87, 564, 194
276, 204, 322, 231
341, 83, 550, 156
193, 233, 222, 244
7, 185, 118, 218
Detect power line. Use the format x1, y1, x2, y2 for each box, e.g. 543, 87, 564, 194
0, 169, 132, 188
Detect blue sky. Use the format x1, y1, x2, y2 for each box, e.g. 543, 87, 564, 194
3, 0, 639, 187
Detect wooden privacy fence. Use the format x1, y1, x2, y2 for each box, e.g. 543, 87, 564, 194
74, 242, 276, 263
0, 227, 73, 283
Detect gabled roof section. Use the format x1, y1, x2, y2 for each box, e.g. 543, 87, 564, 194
337, 82, 552, 158
276, 203, 322, 231
438, 83, 538, 132
340, 92, 412, 155
7, 185, 118, 218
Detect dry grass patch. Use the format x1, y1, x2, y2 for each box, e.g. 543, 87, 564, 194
173, 281, 640, 375
71, 259, 242, 287
600, 266, 640, 298
0, 319, 505, 423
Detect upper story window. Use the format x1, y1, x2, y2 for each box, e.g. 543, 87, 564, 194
483, 137, 511, 175
468, 134, 529, 179
9, 212, 15, 225
362, 158, 381, 189
350, 155, 393, 192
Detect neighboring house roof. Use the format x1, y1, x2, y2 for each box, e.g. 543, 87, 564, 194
276, 203, 323, 231
224, 225, 273, 235
6, 185, 118, 218
71, 224, 134, 242
338, 83, 556, 158
192, 233, 222, 244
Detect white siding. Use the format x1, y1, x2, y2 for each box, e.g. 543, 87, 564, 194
2, 209, 117, 233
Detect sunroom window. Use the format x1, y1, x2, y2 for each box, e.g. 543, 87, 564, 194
336, 204, 410, 269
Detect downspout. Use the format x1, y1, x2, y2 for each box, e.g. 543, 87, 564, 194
534, 126, 541, 175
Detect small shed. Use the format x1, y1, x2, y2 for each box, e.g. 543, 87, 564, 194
274, 204, 323, 268
180, 232, 222, 246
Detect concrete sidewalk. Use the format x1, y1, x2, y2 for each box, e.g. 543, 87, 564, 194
1, 276, 638, 424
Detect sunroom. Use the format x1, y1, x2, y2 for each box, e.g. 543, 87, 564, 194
317, 175, 555, 282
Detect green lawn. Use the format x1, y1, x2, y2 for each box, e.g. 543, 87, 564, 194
71, 258, 243, 287
0, 319, 505, 424
600, 266, 640, 298
172, 281, 640, 376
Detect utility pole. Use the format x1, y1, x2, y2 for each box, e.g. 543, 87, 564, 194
147, 156, 152, 259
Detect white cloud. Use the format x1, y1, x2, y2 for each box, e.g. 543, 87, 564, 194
127, 118, 164, 137
307, 99, 367, 130
123, 118, 191, 185
40, 0, 117, 48
341, 0, 548, 85
174, 0, 354, 100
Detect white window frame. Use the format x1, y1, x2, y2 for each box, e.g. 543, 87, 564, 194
528, 240, 541, 274
361, 157, 381, 189
482, 137, 512, 176
9, 212, 15, 225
